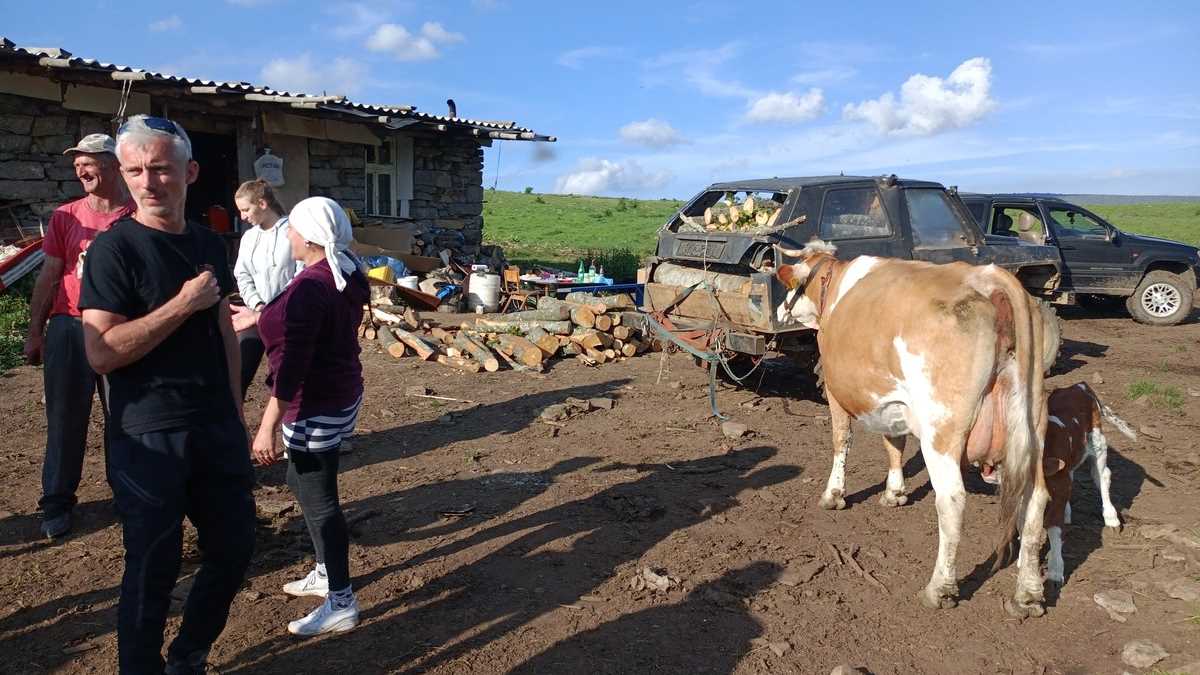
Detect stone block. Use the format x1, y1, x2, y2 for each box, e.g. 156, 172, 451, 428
0, 134, 31, 153
343, 172, 365, 188
32, 116, 69, 136
308, 139, 343, 156
78, 116, 109, 137
331, 155, 364, 169
452, 201, 482, 217
32, 134, 75, 154
0, 160, 45, 180
436, 218, 466, 230
46, 164, 78, 181
465, 185, 484, 203
327, 186, 363, 201
0, 179, 58, 200
309, 168, 341, 187
60, 181, 84, 198
0, 114, 34, 135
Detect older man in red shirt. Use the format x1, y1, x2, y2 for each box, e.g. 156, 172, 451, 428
23, 133, 134, 539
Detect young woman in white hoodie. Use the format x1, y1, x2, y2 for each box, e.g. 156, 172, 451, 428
232, 179, 296, 398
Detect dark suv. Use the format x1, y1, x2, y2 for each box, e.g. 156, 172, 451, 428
640, 175, 1062, 356
961, 194, 1200, 325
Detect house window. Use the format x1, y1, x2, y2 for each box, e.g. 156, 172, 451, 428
365, 136, 414, 217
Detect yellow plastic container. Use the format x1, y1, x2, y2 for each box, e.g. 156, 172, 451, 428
367, 265, 395, 284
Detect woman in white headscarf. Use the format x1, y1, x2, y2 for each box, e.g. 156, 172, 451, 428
251, 197, 368, 637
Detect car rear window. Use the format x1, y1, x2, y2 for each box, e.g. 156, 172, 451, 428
964, 200, 986, 226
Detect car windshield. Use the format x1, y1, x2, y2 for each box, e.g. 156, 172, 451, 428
905, 189, 967, 248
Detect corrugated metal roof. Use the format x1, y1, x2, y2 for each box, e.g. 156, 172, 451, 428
0, 37, 554, 141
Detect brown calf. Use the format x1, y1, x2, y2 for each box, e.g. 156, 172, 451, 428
1041, 382, 1134, 584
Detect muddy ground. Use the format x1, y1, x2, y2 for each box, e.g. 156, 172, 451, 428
0, 306, 1198, 674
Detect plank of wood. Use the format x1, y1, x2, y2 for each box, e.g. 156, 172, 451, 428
371, 307, 403, 325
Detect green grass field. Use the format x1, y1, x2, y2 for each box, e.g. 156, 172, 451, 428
482, 189, 683, 272
483, 189, 1200, 267
1086, 202, 1200, 246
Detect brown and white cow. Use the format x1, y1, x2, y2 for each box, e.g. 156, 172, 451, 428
984, 382, 1134, 586
774, 241, 1052, 617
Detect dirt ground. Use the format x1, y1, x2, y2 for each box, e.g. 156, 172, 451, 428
1, 305, 1198, 674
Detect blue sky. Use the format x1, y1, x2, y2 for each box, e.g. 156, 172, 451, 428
7, 0, 1199, 199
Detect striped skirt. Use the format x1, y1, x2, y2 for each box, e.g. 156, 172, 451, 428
282, 394, 363, 453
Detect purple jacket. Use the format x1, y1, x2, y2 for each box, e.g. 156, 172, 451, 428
258, 258, 368, 423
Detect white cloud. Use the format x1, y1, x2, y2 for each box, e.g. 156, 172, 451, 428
842, 57, 996, 136
149, 15, 182, 32
619, 118, 686, 147
790, 67, 856, 86
744, 89, 824, 124
330, 3, 390, 39
366, 22, 464, 61
557, 46, 626, 69
554, 159, 671, 195
261, 53, 366, 95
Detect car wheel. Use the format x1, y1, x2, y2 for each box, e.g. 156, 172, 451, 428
1125, 271, 1194, 326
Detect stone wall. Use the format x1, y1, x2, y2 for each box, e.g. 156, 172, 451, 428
307, 138, 366, 214
0, 93, 111, 233
411, 134, 485, 258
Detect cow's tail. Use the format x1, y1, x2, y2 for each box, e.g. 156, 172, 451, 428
1080, 382, 1138, 441
987, 269, 1047, 571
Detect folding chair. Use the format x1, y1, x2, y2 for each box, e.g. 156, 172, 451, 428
500, 266, 533, 312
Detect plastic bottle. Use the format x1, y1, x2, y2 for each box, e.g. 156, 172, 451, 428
577, 259, 585, 279
587, 260, 597, 283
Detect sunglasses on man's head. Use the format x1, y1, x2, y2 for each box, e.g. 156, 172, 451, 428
118, 116, 182, 138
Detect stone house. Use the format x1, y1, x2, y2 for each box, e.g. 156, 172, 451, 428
0, 38, 553, 262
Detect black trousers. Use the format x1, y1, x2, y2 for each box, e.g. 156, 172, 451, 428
39, 315, 98, 517
286, 449, 350, 592
237, 333, 265, 400
107, 418, 256, 674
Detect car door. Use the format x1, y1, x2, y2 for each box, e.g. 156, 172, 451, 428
812, 184, 908, 261
1042, 203, 1140, 293
902, 187, 981, 265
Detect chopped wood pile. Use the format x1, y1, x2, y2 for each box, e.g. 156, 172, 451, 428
359, 292, 664, 373
676, 193, 784, 233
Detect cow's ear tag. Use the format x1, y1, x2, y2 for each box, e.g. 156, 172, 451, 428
1042, 457, 1066, 477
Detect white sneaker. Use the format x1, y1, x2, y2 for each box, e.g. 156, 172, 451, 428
287, 595, 359, 636
282, 568, 329, 598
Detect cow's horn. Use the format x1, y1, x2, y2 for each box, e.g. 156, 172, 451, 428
773, 243, 807, 258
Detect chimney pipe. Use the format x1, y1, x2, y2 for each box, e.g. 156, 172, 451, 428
446, 98, 457, 118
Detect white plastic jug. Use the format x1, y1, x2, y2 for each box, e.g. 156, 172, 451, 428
398, 275, 419, 290
466, 272, 501, 313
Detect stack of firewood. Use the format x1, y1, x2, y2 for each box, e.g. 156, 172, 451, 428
360, 292, 663, 373
676, 193, 784, 233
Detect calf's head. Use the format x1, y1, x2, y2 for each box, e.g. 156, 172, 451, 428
774, 240, 838, 329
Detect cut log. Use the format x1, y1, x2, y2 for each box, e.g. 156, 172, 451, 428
537, 294, 604, 314
584, 347, 608, 364
603, 348, 617, 360
561, 341, 582, 356
526, 327, 560, 358
430, 326, 455, 344
593, 314, 613, 332
569, 329, 613, 351
378, 326, 407, 358
504, 306, 571, 322
619, 341, 637, 358
392, 327, 436, 361
472, 319, 573, 335
575, 353, 599, 367
371, 307, 403, 325
363, 321, 377, 341
453, 333, 500, 372
564, 292, 635, 311
613, 325, 633, 341
494, 345, 543, 373
496, 334, 544, 368
435, 354, 482, 373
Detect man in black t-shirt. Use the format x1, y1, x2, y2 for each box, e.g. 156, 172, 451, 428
79, 115, 255, 675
